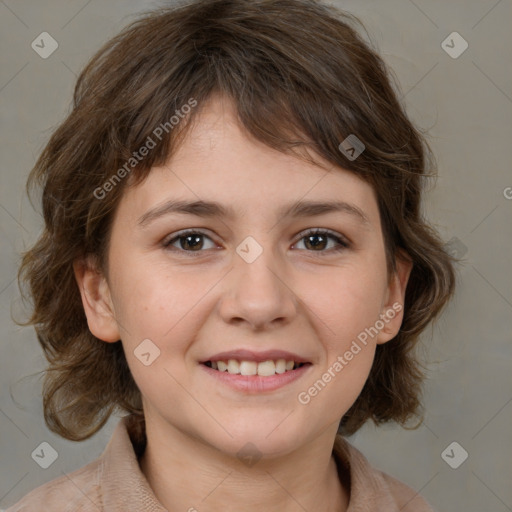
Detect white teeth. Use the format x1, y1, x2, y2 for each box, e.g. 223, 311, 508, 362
210, 359, 302, 376
275, 359, 286, 374
257, 360, 276, 376
227, 359, 240, 374
240, 361, 257, 375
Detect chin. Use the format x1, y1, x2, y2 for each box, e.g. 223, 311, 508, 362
204, 420, 308, 461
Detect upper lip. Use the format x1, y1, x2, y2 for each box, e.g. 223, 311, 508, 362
200, 349, 311, 364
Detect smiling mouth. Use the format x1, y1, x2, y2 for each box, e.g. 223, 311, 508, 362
202, 359, 310, 377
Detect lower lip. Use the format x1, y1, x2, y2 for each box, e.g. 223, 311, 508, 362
199, 363, 312, 393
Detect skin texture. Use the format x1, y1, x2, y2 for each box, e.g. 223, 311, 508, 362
74, 94, 411, 512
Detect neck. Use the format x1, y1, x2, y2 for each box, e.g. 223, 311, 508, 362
138, 416, 350, 512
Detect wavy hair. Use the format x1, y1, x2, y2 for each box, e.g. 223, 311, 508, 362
16, 0, 456, 441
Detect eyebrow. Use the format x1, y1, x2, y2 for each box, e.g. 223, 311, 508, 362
137, 198, 370, 227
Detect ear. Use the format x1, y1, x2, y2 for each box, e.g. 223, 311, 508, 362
376, 251, 413, 345
73, 256, 120, 343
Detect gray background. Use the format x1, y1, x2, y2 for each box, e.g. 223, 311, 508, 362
1, 0, 511, 510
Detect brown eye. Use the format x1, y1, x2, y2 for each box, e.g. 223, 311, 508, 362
176, 234, 204, 251
294, 229, 350, 253
163, 230, 217, 254
163, 228, 350, 257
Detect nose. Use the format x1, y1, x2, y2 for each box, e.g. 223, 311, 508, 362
218, 243, 298, 331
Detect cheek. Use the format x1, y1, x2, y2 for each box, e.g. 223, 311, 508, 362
316, 345, 375, 423
109, 259, 214, 395
110, 256, 207, 339
301, 262, 388, 342
296, 274, 381, 420
297, 261, 386, 402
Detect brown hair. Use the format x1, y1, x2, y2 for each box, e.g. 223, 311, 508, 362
17, 0, 455, 441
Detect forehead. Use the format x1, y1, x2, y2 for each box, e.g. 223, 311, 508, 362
117, 95, 380, 227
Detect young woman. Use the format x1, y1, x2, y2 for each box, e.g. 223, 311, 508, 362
9, 0, 455, 510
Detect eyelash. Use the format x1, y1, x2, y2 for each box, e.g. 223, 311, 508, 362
162, 228, 350, 257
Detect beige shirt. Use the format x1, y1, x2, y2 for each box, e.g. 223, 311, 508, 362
5, 416, 435, 511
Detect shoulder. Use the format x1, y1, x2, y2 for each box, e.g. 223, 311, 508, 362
3, 415, 152, 512
3, 458, 104, 512
378, 470, 437, 512
333, 435, 437, 512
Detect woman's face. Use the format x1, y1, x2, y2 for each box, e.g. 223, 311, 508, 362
77, 95, 410, 458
